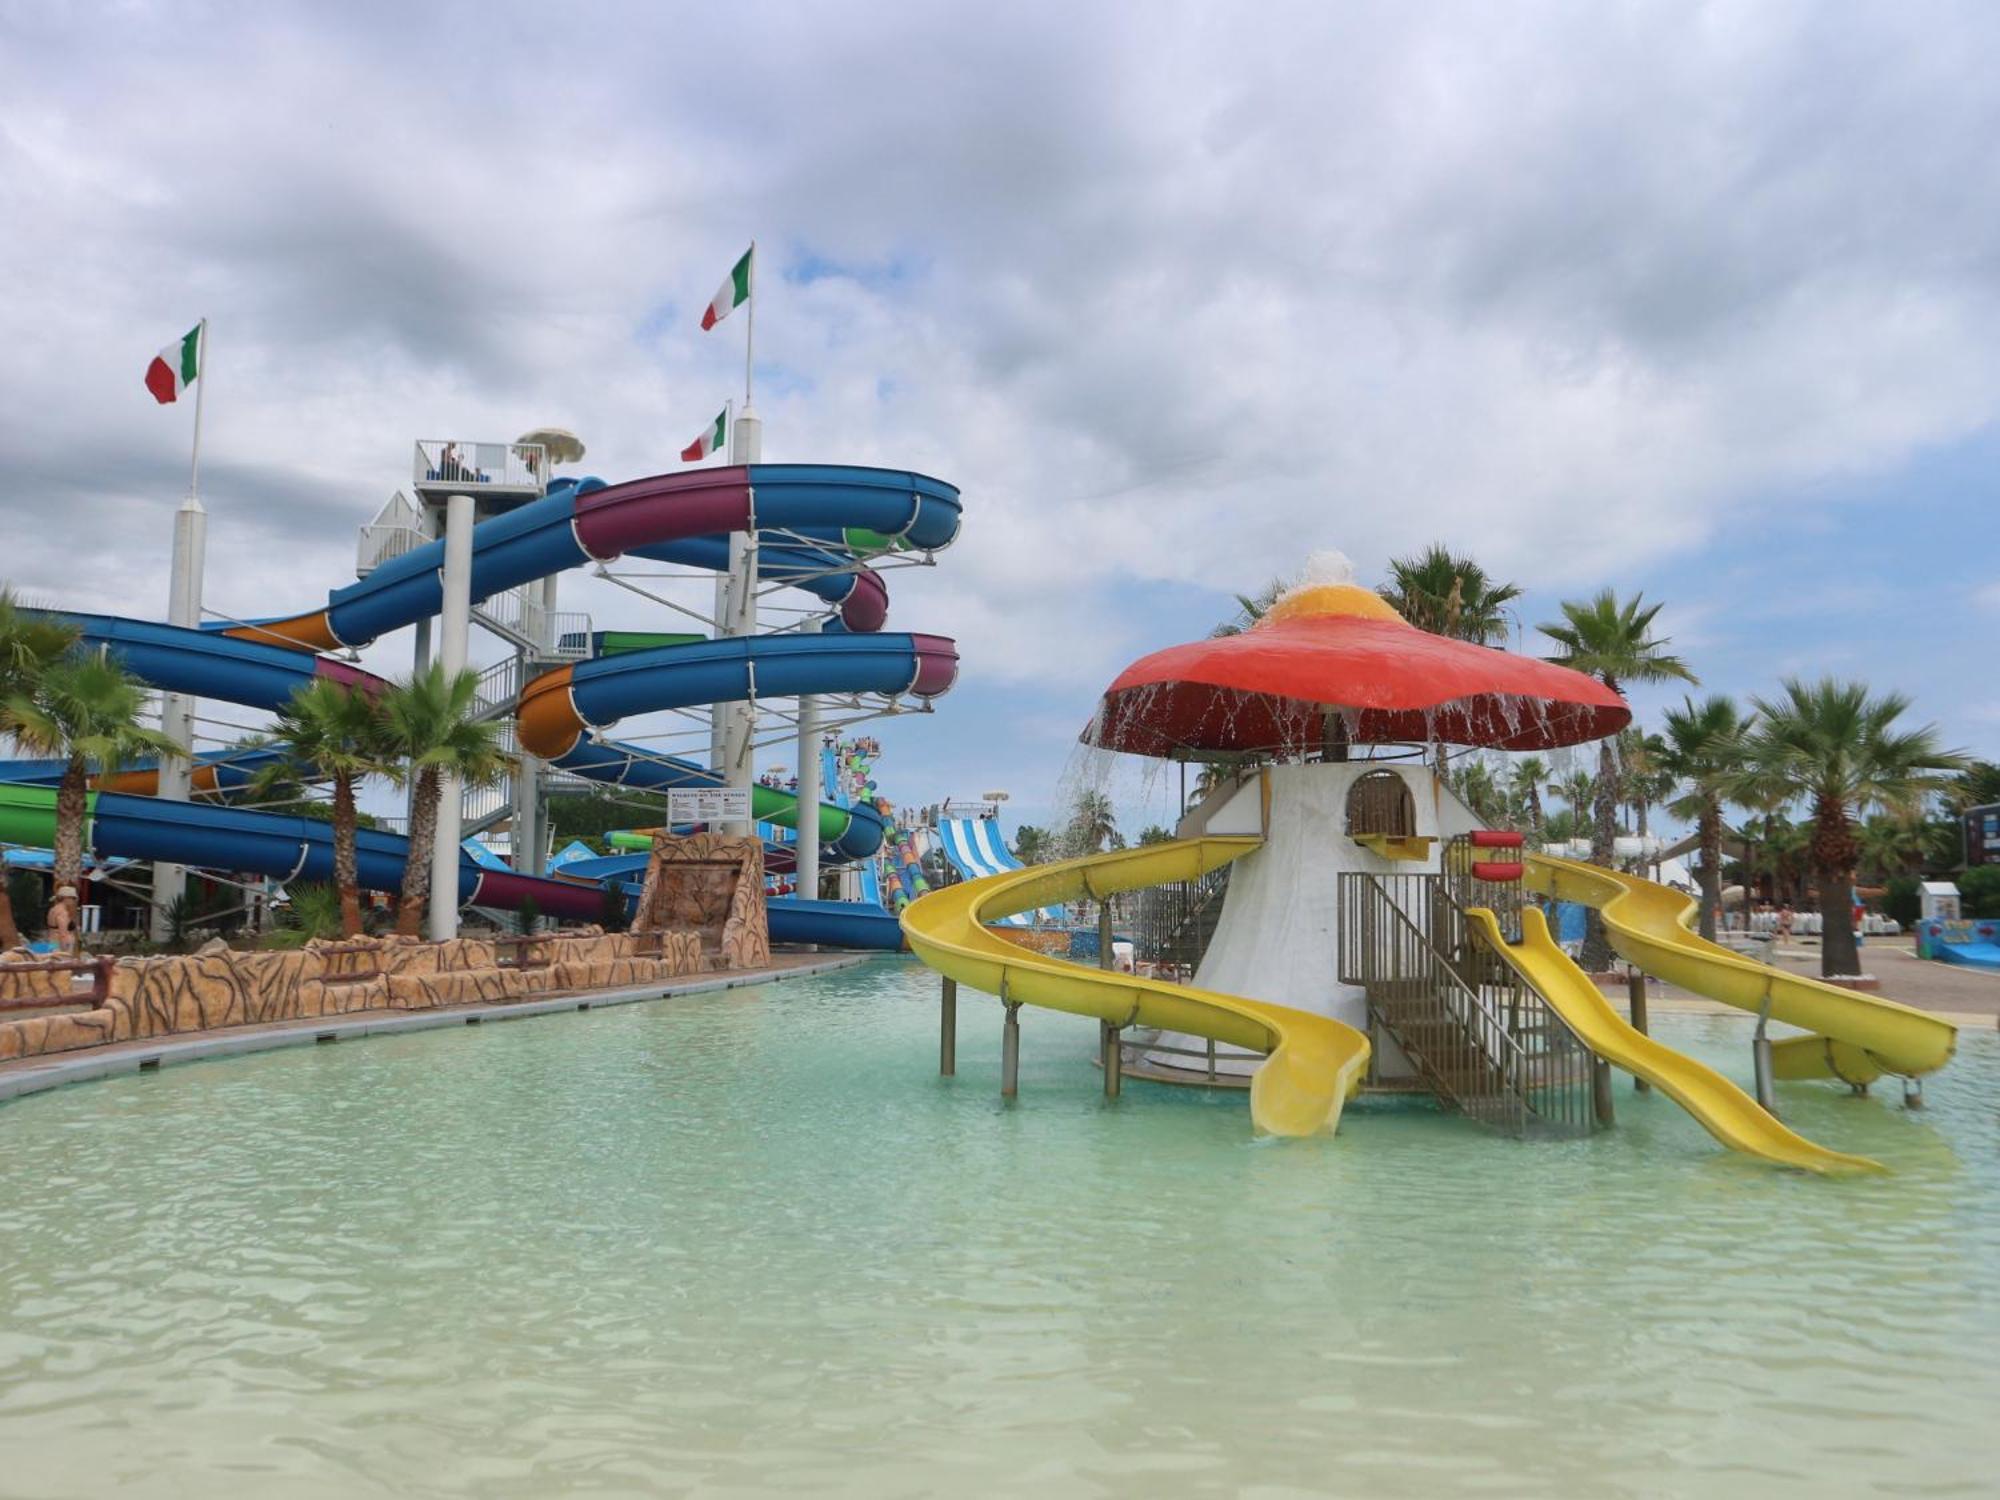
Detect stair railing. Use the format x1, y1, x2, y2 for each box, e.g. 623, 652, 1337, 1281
1339, 872, 1596, 1136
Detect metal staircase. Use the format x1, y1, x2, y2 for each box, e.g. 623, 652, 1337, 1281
1138, 865, 1232, 972
1339, 872, 1596, 1137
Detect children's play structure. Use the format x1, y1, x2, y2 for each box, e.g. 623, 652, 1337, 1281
902, 566, 1957, 1175
0, 440, 962, 946
1918, 917, 2000, 971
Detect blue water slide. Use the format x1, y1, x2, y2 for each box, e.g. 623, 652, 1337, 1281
85, 792, 602, 920
64, 613, 349, 711
548, 741, 889, 862
566, 632, 950, 729
538, 632, 958, 862
551, 854, 903, 950
937, 817, 1065, 928
1934, 940, 2000, 972
231, 465, 962, 648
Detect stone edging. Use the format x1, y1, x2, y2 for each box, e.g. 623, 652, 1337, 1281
0, 954, 871, 1107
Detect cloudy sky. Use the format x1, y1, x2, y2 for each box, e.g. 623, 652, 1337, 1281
3, 1, 1997, 836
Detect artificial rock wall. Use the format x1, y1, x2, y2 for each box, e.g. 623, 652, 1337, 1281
632, 833, 771, 970
0, 928, 711, 1066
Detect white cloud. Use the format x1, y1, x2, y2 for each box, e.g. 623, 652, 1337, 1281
4, 1, 2000, 778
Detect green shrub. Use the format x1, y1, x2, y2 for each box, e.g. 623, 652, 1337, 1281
1959, 866, 2000, 919
1883, 875, 1921, 928
279, 882, 345, 941
599, 882, 630, 932
159, 893, 197, 953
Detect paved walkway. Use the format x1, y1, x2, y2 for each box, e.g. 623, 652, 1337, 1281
1644, 934, 2000, 1025
0, 951, 869, 1105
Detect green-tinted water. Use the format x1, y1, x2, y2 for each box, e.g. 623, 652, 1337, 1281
0, 958, 1994, 1498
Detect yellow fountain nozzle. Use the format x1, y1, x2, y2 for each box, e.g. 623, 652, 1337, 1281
1257, 583, 1405, 628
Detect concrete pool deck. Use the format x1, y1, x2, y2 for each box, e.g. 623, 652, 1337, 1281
1643, 933, 2000, 1027
0, 951, 869, 1106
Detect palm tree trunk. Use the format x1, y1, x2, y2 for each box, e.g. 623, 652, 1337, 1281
397, 765, 439, 938
0, 877, 19, 951
49, 756, 89, 954
1697, 800, 1721, 942
1813, 796, 1861, 978
331, 772, 364, 937
1527, 788, 1543, 843
1581, 739, 1618, 971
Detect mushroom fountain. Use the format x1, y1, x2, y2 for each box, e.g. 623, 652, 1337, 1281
1081, 553, 1630, 1081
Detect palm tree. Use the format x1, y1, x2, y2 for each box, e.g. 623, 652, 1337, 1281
1383, 546, 1523, 774
1540, 591, 1696, 969
1065, 789, 1119, 856
1210, 577, 1290, 638
1858, 814, 1928, 884
1450, 757, 1508, 823
1013, 824, 1053, 864
1748, 678, 1965, 978
377, 665, 513, 938
251, 679, 387, 936
1619, 729, 1673, 841
1541, 807, 1583, 845
1657, 696, 1751, 940
1554, 770, 1597, 843
0, 593, 78, 948
6, 651, 177, 938
1381, 545, 1522, 643
1509, 756, 1551, 843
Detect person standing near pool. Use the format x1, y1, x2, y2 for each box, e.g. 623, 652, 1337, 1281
47, 885, 77, 954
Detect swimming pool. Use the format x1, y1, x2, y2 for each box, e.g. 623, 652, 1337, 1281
1, 957, 1993, 1497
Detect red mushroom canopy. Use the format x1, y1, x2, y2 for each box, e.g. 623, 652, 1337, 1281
1082, 583, 1629, 759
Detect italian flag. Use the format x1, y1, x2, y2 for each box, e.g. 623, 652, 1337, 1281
700, 246, 753, 330
680, 406, 728, 462
145, 323, 203, 404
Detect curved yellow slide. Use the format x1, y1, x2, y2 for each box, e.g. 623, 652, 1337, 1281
1523, 852, 1955, 1083
900, 837, 1371, 1137
1468, 906, 1882, 1175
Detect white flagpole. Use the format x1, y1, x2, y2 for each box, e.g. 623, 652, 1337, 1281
743, 241, 756, 411
187, 317, 208, 499
154, 316, 209, 940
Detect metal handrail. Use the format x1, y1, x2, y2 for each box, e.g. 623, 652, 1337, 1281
1359, 878, 1534, 1084
1339, 871, 1596, 1137
1346, 877, 1530, 1129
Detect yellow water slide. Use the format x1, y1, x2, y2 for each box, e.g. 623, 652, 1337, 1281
1522, 852, 1956, 1085
899, 837, 1371, 1137
1467, 906, 1883, 1175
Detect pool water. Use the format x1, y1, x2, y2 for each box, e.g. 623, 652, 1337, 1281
0, 957, 1994, 1498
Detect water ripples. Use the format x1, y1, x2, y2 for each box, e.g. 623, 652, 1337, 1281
0, 959, 1995, 1496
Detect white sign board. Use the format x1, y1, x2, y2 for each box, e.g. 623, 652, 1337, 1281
668, 788, 753, 826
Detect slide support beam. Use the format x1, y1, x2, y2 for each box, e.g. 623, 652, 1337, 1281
1001, 1000, 1020, 1098
1101, 1021, 1121, 1099
720, 410, 763, 837
427, 492, 473, 941
939, 976, 956, 1077
150, 494, 206, 941
794, 616, 821, 935
1626, 970, 1650, 1093
1592, 1056, 1615, 1127
1752, 999, 1776, 1114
